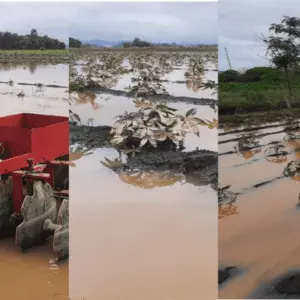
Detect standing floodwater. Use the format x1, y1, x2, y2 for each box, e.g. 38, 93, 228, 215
0, 62, 69, 116
69, 49, 218, 300
219, 119, 300, 298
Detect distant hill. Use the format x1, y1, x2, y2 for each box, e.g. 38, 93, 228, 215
82, 39, 216, 48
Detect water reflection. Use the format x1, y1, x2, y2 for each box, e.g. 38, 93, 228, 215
219, 119, 300, 298
70, 91, 100, 110
218, 185, 238, 219
118, 170, 184, 189
0, 61, 63, 74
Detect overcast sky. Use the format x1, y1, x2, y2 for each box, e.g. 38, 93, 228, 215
69, 2, 217, 44
219, 0, 300, 70
0, 2, 217, 45
0, 2, 69, 43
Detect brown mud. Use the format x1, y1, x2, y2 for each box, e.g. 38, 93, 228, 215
70, 86, 216, 105
70, 124, 218, 189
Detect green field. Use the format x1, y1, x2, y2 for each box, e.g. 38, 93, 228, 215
0, 49, 69, 56
220, 69, 300, 112
218, 67, 300, 125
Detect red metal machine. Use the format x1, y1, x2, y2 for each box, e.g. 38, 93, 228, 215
0, 113, 69, 215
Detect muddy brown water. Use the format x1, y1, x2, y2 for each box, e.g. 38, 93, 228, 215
70, 148, 217, 300
0, 239, 68, 300
70, 54, 218, 299
219, 122, 300, 299
0, 62, 69, 299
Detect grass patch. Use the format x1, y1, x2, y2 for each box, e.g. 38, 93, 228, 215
219, 73, 300, 114
0, 49, 69, 56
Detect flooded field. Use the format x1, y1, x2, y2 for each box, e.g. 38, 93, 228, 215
0, 62, 69, 117
0, 61, 69, 299
70, 50, 218, 300
218, 118, 300, 298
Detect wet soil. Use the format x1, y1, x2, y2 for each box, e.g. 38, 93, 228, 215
219, 108, 300, 128
70, 124, 112, 148
70, 85, 216, 105
70, 124, 218, 189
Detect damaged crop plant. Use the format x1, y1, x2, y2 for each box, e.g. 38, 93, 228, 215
110, 103, 216, 151
69, 49, 218, 189
110, 89, 216, 153
108, 52, 217, 152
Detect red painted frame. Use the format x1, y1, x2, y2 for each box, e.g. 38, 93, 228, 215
0, 113, 69, 214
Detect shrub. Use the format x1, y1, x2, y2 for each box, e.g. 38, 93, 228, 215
219, 70, 240, 82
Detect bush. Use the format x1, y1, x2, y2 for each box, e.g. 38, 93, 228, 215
245, 67, 276, 76
219, 70, 240, 82
261, 71, 282, 83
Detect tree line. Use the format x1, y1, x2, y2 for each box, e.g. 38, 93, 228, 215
69, 36, 213, 49
219, 67, 287, 83
0, 29, 66, 50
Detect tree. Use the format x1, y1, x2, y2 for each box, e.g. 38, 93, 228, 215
69, 37, 82, 48
30, 29, 38, 37
263, 16, 300, 108
0, 30, 66, 50
219, 70, 240, 82
132, 37, 151, 47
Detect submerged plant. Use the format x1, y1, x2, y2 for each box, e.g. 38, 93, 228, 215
284, 160, 300, 178
264, 143, 288, 163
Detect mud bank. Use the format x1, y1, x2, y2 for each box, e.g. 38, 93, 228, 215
69, 85, 216, 105
70, 124, 112, 148
70, 124, 218, 188
219, 108, 300, 127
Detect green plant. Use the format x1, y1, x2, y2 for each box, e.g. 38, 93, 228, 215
110, 101, 213, 150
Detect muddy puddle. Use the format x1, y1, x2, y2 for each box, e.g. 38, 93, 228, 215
0, 239, 68, 300
69, 52, 218, 300
0, 62, 69, 117
218, 119, 300, 299
0, 61, 69, 299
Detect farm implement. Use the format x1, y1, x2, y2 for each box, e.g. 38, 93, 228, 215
0, 113, 69, 260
